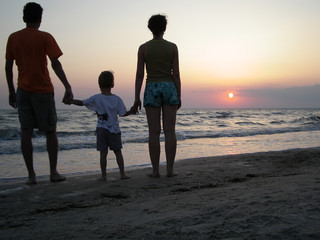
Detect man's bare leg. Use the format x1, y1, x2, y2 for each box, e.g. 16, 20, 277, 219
46, 130, 66, 182
21, 128, 36, 184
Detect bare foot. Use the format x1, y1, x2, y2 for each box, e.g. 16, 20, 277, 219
167, 172, 178, 178
121, 174, 131, 180
147, 173, 160, 178
97, 176, 107, 181
50, 173, 66, 183
26, 175, 36, 185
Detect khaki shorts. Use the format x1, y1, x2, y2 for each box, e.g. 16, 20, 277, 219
16, 88, 57, 132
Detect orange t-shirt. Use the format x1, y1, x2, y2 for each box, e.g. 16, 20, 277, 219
5, 28, 63, 93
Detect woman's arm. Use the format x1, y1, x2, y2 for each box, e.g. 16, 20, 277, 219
172, 43, 181, 109
133, 44, 146, 111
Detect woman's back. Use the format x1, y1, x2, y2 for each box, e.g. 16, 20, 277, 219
144, 39, 174, 83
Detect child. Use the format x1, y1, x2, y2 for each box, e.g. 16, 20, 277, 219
68, 71, 132, 181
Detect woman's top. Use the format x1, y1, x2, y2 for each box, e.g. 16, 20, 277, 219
144, 39, 174, 83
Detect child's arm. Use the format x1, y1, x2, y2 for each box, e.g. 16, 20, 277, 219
69, 99, 84, 106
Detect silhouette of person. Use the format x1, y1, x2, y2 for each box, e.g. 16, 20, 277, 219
5, 2, 73, 184
67, 71, 133, 181
132, 14, 181, 178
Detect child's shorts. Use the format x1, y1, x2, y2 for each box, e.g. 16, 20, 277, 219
16, 87, 57, 132
96, 127, 122, 152
144, 82, 179, 107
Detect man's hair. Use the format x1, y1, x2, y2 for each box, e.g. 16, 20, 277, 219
23, 2, 43, 23
98, 71, 114, 89
148, 14, 167, 36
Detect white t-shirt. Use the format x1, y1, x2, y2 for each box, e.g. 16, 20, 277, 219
82, 93, 127, 133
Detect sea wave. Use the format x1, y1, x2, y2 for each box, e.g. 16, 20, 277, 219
1, 126, 319, 155
1, 108, 320, 155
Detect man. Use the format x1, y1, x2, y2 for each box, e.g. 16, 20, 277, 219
5, 2, 73, 184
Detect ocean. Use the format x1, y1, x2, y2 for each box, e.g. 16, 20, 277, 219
1, 108, 320, 180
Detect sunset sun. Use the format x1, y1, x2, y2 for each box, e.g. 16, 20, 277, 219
228, 92, 234, 99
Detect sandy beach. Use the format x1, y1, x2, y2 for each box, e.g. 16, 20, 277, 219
0, 147, 319, 239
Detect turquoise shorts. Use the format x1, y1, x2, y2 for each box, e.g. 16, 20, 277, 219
144, 82, 179, 107
16, 88, 57, 132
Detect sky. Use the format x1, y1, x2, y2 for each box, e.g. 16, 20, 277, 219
1, 0, 320, 109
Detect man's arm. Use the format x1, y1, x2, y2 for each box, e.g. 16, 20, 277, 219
5, 59, 17, 108
50, 58, 73, 104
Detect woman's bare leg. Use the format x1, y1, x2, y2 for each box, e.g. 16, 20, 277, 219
162, 105, 178, 177
145, 106, 161, 177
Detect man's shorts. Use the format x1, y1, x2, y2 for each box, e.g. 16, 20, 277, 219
144, 82, 179, 107
96, 127, 122, 152
16, 88, 57, 132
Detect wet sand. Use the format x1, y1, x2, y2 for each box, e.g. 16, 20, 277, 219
0, 147, 319, 239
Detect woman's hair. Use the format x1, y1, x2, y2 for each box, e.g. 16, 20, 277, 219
98, 71, 114, 89
23, 2, 43, 23
148, 14, 167, 36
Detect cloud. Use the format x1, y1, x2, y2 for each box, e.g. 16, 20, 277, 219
240, 84, 320, 108
191, 90, 214, 94
1, 84, 319, 109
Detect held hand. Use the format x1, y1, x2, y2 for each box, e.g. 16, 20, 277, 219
129, 106, 138, 115
62, 89, 73, 104
133, 99, 142, 111
64, 98, 74, 105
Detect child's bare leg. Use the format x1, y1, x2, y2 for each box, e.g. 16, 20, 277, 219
98, 151, 107, 181
113, 149, 130, 179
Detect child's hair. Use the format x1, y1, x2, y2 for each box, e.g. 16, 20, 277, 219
98, 71, 114, 89
23, 2, 43, 23
148, 14, 167, 36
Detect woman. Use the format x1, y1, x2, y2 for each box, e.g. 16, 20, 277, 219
133, 14, 181, 178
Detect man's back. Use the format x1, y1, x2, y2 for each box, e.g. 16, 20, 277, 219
6, 28, 62, 93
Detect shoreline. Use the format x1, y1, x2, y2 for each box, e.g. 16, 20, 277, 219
0, 145, 319, 183
2, 130, 320, 180
1, 143, 318, 183
1, 147, 319, 239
